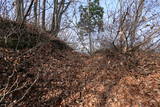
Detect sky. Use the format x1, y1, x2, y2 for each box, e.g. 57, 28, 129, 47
80, 0, 119, 13
100, 0, 118, 11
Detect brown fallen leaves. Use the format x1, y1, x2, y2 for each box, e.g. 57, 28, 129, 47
0, 19, 160, 107
107, 73, 160, 107
1, 43, 160, 107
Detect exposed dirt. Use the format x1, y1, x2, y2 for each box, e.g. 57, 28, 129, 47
0, 19, 160, 107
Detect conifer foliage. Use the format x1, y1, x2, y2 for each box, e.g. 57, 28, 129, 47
78, 0, 104, 53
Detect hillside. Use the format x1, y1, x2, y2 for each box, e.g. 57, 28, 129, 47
0, 19, 160, 107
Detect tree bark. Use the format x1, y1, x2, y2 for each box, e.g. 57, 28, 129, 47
51, 0, 58, 36
15, 0, 24, 22
34, 0, 38, 26
89, 32, 93, 54
42, 0, 46, 30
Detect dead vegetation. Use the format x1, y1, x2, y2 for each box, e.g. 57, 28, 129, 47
0, 17, 50, 49
0, 19, 160, 107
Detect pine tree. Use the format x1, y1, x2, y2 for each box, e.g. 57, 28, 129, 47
78, 0, 104, 54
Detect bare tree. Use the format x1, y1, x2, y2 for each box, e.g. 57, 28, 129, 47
51, 0, 72, 37
99, 0, 160, 53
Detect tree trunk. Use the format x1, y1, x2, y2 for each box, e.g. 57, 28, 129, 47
51, 0, 58, 36
51, 0, 71, 37
15, 0, 24, 22
34, 0, 38, 26
37, 0, 41, 26
42, 0, 46, 30
22, 0, 34, 24
89, 32, 93, 54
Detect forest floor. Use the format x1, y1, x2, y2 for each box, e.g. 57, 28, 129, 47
0, 18, 160, 107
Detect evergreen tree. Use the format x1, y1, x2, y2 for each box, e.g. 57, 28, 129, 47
78, 0, 104, 54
